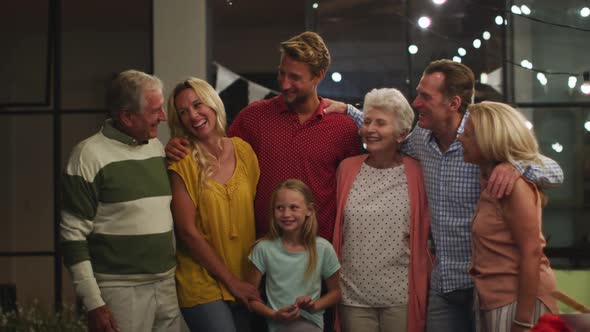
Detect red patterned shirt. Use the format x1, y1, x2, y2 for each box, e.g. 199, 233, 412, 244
228, 95, 362, 240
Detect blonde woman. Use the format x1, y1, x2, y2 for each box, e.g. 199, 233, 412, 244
167, 78, 260, 331
458, 101, 558, 332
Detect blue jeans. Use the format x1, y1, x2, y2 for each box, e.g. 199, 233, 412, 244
181, 300, 251, 332
426, 287, 475, 332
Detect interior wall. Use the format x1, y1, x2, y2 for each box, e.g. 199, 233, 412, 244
154, 0, 208, 145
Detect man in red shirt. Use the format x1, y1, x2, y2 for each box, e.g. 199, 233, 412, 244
166, 31, 361, 240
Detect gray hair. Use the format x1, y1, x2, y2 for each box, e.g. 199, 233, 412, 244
106, 69, 163, 118
363, 88, 414, 134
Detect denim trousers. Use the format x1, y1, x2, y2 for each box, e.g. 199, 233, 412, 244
181, 300, 251, 332
426, 287, 475, 332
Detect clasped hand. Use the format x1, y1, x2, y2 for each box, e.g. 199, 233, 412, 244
272, 296, 317, 322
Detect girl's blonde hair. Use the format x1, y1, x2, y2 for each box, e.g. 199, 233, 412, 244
468, 101, 542, 166
263, 179, 318, 279
167, 78, 227, 189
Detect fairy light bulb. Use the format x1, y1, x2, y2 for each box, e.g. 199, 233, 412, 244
581, 71, 590, 95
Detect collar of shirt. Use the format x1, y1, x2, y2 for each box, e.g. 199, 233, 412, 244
102, 119, 148, 146
278, 95, 326, 123
424, 110, 471, 153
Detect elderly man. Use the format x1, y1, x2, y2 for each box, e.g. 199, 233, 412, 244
327, 59, 563, 332
61, 70, 180, 332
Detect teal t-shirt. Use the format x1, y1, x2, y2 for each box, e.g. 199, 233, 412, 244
249, 237, 341, 332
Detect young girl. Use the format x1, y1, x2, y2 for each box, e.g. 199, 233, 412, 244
247, 179, 341, 332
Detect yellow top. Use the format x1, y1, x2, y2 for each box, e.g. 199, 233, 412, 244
168, 137, 259, 307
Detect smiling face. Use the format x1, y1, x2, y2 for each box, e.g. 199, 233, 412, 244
174, 88, 219, 140
273, 188, 313, 236
277, 55, 322, 107
125, 89, 166, 142
412, 72, 456, 132
361, 107, 400, 154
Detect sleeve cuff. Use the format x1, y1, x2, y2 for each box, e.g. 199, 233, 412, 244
69, 261, 105, 311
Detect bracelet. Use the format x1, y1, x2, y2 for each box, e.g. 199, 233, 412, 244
512, 319, 534, 328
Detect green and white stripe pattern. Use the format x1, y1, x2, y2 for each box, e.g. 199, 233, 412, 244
61, 120, 175, 310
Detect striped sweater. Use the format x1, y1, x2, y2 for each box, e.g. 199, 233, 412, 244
60, 120, 176, 311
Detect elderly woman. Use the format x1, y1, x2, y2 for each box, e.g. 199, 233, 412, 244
458, 101, 558, 332
167, 78, 260, 331
333, 88, 430, 332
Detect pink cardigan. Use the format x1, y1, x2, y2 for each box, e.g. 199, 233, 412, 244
332, 154, 431, 332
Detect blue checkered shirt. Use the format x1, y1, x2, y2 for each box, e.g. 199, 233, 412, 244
347, 105, 564, 293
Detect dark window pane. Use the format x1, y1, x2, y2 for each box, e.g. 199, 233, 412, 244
526, 107, 590, 268
0, 2, 49, 105
512, 0, 590, 103
61, 0, 151, 110
0, 257, 55, 312
317, 0, 409, 103
0, 115, 53, 253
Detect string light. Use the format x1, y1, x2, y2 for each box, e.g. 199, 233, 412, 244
568, 76, 577, 89
520, 5, 531, 15
418, 16, 432, 29
401, 12, 590, 91
312, 3, 319, 9
473, 39, 481, 48
471, 1, 590, 32
331, 72, 342, 83
580, 7, 590, 17
520, 59, 533, 69
584, 121, 590, 132
480, 73, 488, 84
511, 5, 522, 15
408, 45, 419, 54
432, 0, 447, 5
581, 72, 590, 95
551, 142, 564, 153
536, 72, 548, 86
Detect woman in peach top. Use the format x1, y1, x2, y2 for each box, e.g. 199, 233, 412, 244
458, 101, 558, 332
